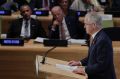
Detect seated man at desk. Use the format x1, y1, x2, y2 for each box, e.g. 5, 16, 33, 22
48, 6, 86, 39
7, 4, 46, 39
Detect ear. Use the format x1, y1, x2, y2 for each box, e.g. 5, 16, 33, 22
93, 23, 97, 29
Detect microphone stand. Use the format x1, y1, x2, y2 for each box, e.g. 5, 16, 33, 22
41, 46, 56, 64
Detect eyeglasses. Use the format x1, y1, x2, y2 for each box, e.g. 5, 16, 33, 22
84, 23, 94, 26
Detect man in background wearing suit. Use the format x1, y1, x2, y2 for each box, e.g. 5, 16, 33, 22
7, 4, 46, 39
68, 12, 116, 79
48, 6, 86, 39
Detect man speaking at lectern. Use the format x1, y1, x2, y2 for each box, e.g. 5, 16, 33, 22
68, 12, 116, 79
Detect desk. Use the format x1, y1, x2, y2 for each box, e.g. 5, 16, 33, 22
0, 40, 120, 79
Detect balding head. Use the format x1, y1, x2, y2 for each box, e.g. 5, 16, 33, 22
51, 6, 64, 22
51, 6, 63, 15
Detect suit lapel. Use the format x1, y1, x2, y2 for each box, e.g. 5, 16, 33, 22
30, 19, 36, 38
17, 19, 23, 36
89, 30, 102, 53
30, 19, 33, 37
65, 16, 71, 35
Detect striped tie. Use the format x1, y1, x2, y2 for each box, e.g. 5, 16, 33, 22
60, 23, 66, 40
24, 20, 29, 38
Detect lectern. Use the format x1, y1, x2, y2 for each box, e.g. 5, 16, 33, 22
35, 55, 87, 79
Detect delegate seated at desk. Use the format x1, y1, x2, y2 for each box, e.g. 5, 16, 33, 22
7, 4, 46, 39
48, 6, 86, 39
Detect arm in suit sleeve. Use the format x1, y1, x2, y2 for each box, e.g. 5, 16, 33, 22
7, 20, 16, 38
80, 57, 88, 66
36, 20, 47, 38
48, 24, 59, 39
85, 39, 113, 75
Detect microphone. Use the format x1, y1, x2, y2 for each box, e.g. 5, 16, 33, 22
40, 38, 69, 64
41, 46, 56, 64
40, 33, 86, 64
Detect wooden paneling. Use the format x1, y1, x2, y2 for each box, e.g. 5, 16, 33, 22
0, 41, 120, 79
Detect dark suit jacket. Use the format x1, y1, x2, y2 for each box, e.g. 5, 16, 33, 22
81, 30, 116, 79
7, 18, 46, 39
48, 16, 86, 39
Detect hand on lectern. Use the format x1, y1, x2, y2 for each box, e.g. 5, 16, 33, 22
68, 60, 82, 66
73, 66, 88, 79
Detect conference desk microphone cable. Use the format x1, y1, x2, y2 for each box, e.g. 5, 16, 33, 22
40, 36, 73, 64
41, 46, 57, 64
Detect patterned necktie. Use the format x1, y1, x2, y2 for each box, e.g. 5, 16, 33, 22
24, 20, 29, 38
60, 23, 66, 40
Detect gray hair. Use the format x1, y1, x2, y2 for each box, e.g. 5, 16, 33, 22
86, 12, 102, 29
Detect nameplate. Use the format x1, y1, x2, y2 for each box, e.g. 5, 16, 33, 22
0, 10, 11, 15
0, 39, 24, 46
33, 10, 49, 16
43, 39, 68, 47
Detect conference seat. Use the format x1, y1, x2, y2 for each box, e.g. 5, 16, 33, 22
103, 27, 120, 41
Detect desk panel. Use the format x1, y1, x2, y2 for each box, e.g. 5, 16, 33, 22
0, 40, 120, 79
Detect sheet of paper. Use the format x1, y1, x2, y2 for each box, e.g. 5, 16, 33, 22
68, 39, 87, 45
34, 37, 47, 43
56, 64, 78, 72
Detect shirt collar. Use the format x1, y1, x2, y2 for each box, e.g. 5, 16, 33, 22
91, 30, 100, 39
23, 19, 30, 23
62, 17, 65, 24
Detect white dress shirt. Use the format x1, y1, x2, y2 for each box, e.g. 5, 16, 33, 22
59, 18, 71, 40
20, 19, 31, 38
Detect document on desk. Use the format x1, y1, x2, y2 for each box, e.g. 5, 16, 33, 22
34, 37, 47, 43
56, 64, 78, 72
68, 39, 87, 45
